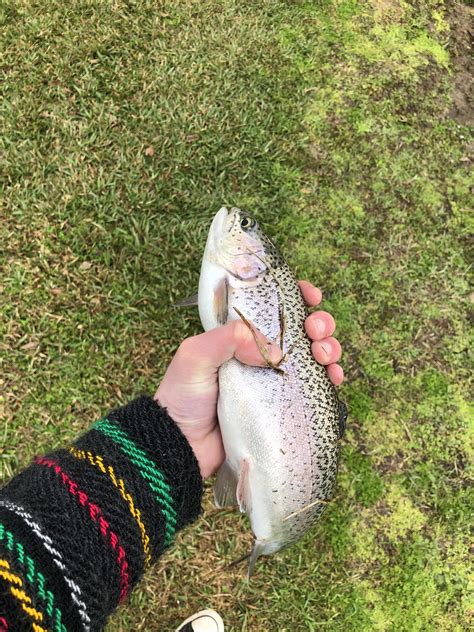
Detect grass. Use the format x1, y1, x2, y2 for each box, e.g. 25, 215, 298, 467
1, 0, 472, 630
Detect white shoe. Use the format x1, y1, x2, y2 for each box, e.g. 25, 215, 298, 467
175, 609, 224, 632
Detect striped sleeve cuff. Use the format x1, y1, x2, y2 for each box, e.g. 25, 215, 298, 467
0, 396, 203, 631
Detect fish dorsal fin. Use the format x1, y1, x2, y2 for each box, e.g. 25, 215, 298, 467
247, 540, 265, 578
236, 458, 252, 514
214, 277, 228, 325
214, 461, 238, 508
175, 293, 199, 307
338, 400, 348, 439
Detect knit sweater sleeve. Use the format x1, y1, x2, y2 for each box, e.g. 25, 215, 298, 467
0, 396, 203, 631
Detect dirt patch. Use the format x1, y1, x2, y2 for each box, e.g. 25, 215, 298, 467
371, 0, 405, 23
379, 451, 407, 475
446, 1, 473, 126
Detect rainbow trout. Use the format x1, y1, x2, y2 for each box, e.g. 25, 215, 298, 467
197, 207, 347, 576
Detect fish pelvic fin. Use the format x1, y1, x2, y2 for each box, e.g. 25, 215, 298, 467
236, 458, 252, 514
214, 458, 252, 511
247, 540, 265, 579
214, 461, 238, 508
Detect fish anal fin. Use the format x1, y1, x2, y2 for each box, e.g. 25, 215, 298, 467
214, 461, 238, 508
236, 458, 252, 514
214, 277, 228, 325
175, 293, 199, 307
247, 540, 265, 578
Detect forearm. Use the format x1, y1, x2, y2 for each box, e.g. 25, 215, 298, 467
0, 396, 203, 631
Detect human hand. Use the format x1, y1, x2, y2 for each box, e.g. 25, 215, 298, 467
155, 281, 343, 478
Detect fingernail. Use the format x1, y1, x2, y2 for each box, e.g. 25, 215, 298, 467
320, 341, 332, 357
313, 318, 326, 337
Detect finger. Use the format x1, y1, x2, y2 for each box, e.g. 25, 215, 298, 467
178, 320, 281, 373
298, 280, 322, 307
305, 311, 336, 340
311, 337, 342, 365
326, 363, 344, 386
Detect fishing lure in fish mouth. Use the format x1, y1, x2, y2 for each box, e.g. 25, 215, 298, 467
188, 207, 346, 577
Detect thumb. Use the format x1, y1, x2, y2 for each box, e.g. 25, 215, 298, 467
185, 319, 282, 372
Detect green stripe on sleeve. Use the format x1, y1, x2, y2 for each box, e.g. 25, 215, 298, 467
94, 419, 177, 544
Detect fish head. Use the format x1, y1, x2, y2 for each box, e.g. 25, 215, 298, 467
205, 206, 271, 281
198, 207, 276, 330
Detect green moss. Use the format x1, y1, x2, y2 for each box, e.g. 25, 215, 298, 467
344, 449, 385, 507
346, 385, 375, 421
351, 25, 449, 71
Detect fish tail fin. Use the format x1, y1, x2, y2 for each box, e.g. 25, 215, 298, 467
247, 540, 265, 579
227, 552, 251, 569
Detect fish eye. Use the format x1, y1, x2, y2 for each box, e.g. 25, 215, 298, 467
240, 216, 256, 230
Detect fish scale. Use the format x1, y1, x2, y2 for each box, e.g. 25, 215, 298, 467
197, 207, 346, 575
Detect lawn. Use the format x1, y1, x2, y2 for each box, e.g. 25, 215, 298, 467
1, 0, 472, 630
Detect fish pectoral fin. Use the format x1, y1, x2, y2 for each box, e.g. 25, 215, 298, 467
213, 277, 229, 325
247, 540, 265, 579
236, 458, 252, 515
174, 293, 199, 307
214, 461, 238, 508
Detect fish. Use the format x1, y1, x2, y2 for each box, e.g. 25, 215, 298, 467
197, 207, 347, 576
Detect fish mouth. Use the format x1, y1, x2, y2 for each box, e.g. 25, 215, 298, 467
209, 206, 241, 247
210, 207, 229, 240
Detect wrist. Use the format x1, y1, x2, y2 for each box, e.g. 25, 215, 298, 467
153, 390, 223, 479
186, 430, 225, 479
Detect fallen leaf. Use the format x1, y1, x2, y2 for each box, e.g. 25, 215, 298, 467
21, 341, 38, 351
79, 261, 92, 271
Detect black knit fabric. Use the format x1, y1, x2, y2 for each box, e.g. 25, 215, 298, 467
0, 396, 203, 631
76, 428, 169, 558
0, 505, 85, 632
107, 396, 203, 531
0, 568, 31, 632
